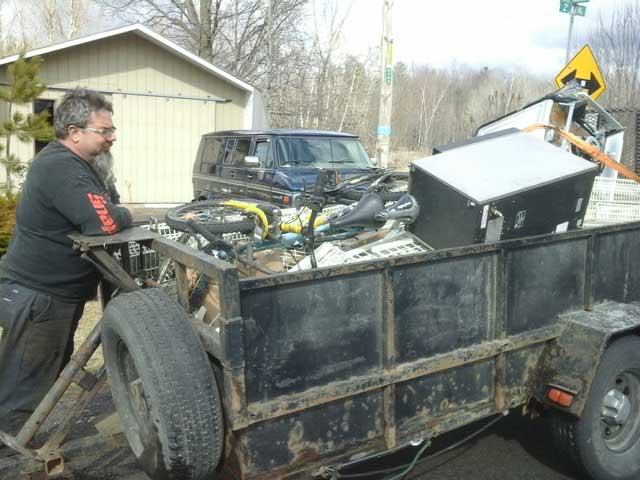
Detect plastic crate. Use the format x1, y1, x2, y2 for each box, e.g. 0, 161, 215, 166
288, 243, 351, 271
368, 236, 430, 257
288, 231, 430, 271
584, 177, 640, 225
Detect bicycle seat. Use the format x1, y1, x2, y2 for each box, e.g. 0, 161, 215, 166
374, 194, 420, 224
330, 193, 386, 229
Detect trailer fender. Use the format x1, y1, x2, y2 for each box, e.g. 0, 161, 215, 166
536, 301, 640, 416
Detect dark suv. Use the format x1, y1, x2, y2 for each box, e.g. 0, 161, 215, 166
192, 129, 375, 206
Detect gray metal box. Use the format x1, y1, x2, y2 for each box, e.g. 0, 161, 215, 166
408, 132, 599, 249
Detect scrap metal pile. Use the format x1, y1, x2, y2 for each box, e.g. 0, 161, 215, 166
161, 175, 426, 276
140, 82, 629, 280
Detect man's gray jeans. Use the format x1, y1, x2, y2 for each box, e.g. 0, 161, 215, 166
0, 281, 84, 427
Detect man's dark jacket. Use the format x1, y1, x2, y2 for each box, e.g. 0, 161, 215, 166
0, 142, 132, 302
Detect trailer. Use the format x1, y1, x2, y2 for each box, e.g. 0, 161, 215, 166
3, 217, 640, 480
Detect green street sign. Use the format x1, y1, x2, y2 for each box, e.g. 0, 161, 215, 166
560, 1, 587, 15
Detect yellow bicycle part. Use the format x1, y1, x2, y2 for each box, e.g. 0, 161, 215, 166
280, 212, 328, 234
218, 199, 331, 237
221, 200, 270, 239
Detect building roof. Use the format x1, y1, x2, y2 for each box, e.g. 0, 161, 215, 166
0, 23, 254, 94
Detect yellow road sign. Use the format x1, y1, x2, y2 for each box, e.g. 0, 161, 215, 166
554, 44, 606, 99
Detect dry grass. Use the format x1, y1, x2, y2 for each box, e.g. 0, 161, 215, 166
390, 150, 429, 170
74, 300, 104, 372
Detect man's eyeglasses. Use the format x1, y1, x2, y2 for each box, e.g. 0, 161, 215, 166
77, 126, 117, 139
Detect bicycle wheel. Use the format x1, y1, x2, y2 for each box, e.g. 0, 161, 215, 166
166, 201, 255, 234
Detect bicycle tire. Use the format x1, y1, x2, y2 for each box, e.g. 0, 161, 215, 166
166, 201, 255, 234
339, 189, 405, 202
336, 172, 408, 202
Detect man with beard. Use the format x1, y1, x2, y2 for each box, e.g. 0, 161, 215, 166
0, 88, 131, 440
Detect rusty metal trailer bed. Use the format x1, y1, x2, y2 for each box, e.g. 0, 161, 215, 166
4, 221, 640, 480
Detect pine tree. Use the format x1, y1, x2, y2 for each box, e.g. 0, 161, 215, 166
0, 55, 53, 197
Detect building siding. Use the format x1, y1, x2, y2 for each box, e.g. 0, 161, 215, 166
38, 33, 248, 107
0, 31, 251, 202
111, 94, 216, 202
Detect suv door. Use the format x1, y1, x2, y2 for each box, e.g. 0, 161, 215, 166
240, 137, 275, 203
217, 137, 251, 198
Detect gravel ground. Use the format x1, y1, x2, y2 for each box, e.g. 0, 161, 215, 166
36, 300, 110, 442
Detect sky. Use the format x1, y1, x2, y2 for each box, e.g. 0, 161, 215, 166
0, 0, 627, 81
340, 0, 625, 78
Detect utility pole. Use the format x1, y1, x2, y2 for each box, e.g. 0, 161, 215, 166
565, 10, 575, 63
375, 0, 394, 169
266, 0, 273, 122
559, 0, 589, 63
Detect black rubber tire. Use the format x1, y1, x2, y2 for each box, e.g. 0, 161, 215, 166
166, 201, 255, 234
340, 189, 405, 202
101, 288, 224, 480
550, 336, 640, 480
339, 173, 408, 202
189, 275, 211, 313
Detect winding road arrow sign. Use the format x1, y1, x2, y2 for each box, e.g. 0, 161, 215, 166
554, 44, 606, 99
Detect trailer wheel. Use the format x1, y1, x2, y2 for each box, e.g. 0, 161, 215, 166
101, 288, 224, 480
551, 336, 640, 480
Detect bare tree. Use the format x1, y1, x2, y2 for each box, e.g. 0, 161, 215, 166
587, 0, 640, 107
10, 0, 94, 44
307, 0, 352, 128
94, 0, 307, 85
0, 9, 31, 56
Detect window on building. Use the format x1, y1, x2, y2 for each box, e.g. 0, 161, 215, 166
34, 99, 55, 155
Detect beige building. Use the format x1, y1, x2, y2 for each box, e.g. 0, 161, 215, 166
0, 24, 266, 203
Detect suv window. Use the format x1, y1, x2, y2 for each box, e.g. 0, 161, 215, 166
232, 138, 251, 165
275, 137, 371, 168
332, 139, 368, 165
221, 138, 252, 166
222, 138, 236, 165
255, 140, 272, 168
200, 137, 224, 174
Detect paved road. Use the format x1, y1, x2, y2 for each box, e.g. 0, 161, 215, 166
349, 412, 580, 480
33, 408, 581, 480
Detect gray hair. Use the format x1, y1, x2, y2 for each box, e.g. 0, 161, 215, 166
54, 88, 113, 139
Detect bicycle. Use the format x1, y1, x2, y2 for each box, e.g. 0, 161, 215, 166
166, 168, 415, 261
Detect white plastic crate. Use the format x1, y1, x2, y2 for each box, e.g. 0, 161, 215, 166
343, 248, 377, 263
585, 177, 640, 225
288, 231, 430, 271
369, 236, 430, 257
288, 243, 352, 271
